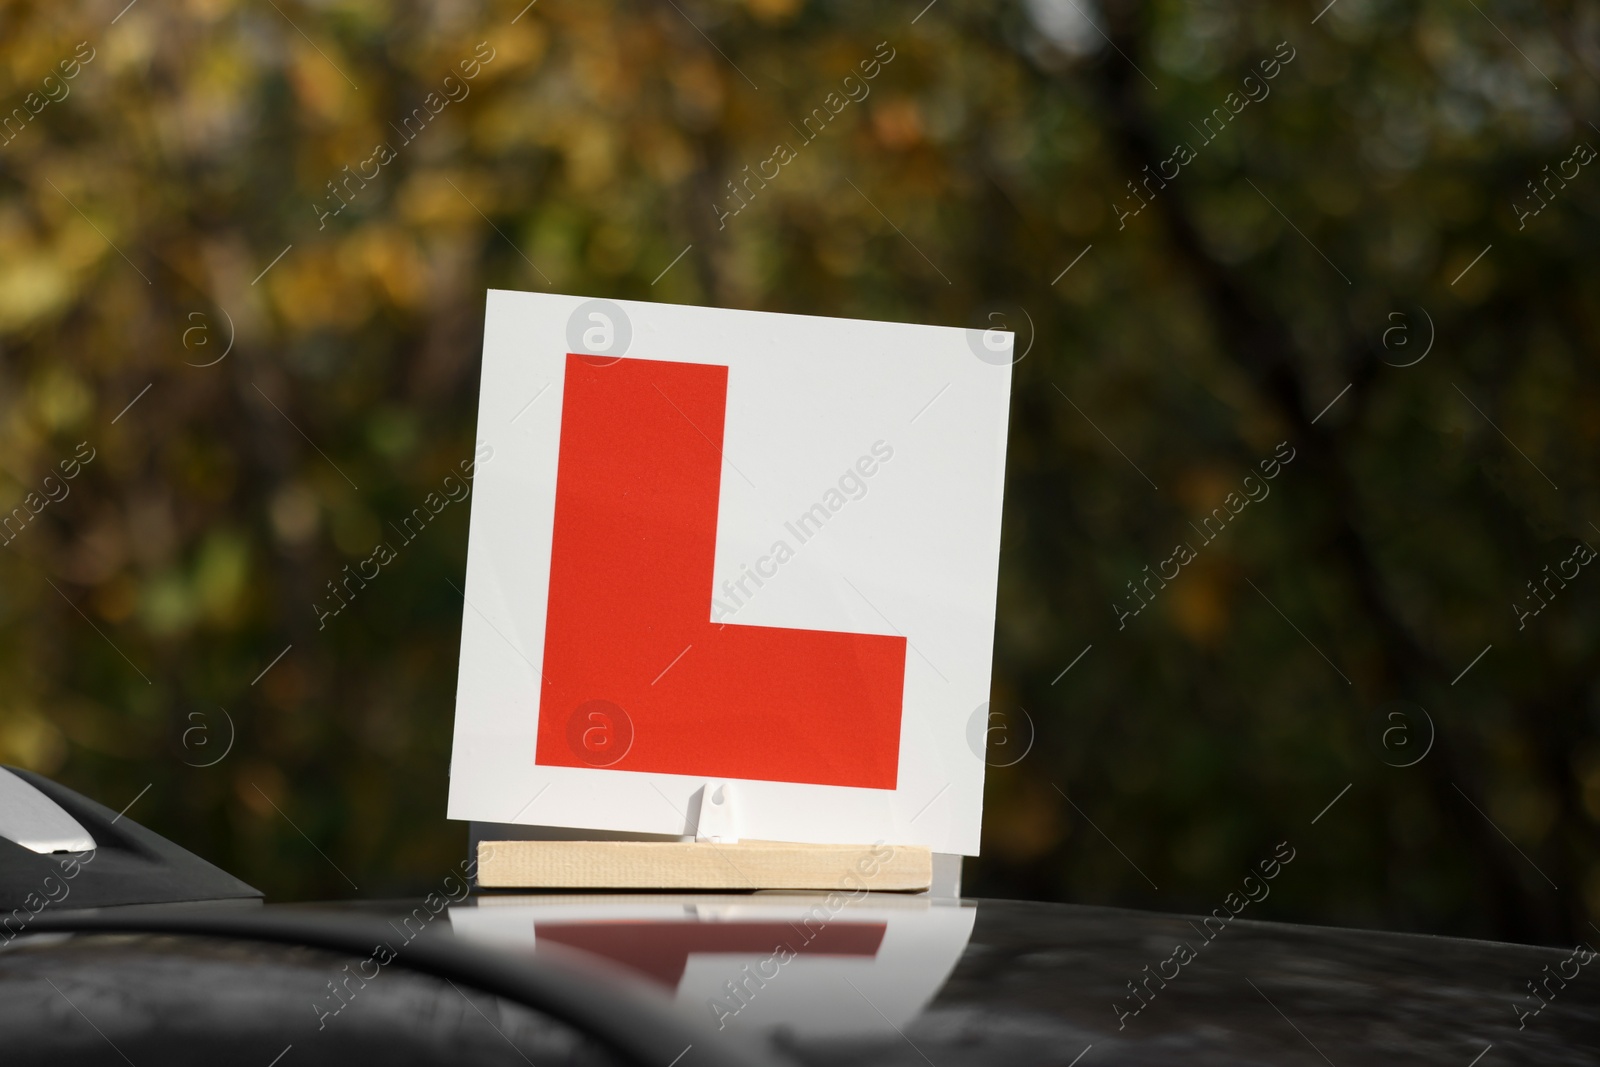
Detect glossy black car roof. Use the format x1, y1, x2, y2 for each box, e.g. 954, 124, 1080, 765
6, 892, 1595, 1066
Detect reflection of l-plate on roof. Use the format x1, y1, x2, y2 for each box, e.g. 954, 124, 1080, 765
448, 893, 977, 1039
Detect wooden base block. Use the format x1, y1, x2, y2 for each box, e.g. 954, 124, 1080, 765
476, 839, 932, 891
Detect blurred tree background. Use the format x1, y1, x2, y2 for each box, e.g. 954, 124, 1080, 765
2, 0, 1598, 945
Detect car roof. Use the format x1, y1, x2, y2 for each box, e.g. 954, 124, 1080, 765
12, 892, 1594, 1065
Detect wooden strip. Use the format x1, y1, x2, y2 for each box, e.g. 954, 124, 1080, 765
476, 839, 931, 891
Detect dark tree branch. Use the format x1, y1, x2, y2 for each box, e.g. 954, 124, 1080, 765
1085, 6, 1562, 939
